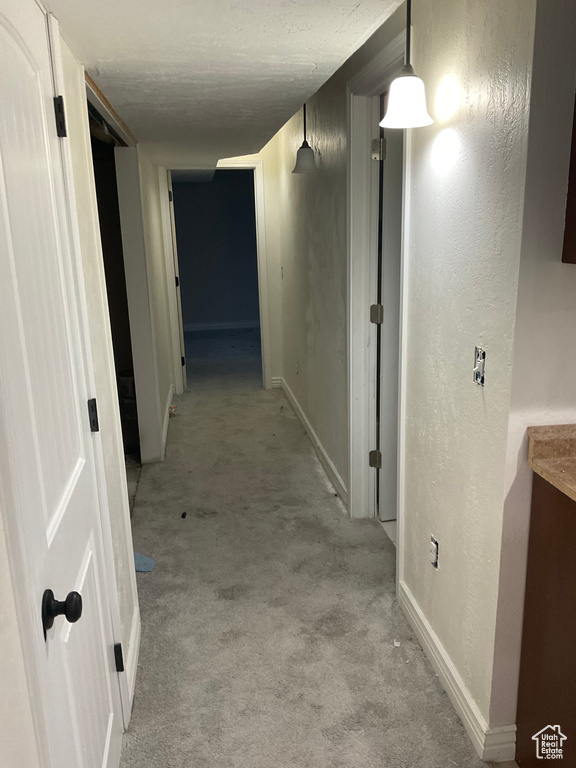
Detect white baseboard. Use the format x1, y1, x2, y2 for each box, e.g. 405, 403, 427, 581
398, 581, 516, 762
124, 604, 141, 726
278, 377, 349, 507
270, 377, 282, 389
183, 320, 260, 332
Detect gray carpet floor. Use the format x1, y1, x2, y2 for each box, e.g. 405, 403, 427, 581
120, 330, 487, 768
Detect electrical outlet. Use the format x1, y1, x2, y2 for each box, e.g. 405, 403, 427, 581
296, 361, 299, 376
473, 346, 486, 386
430, 536, 439, 569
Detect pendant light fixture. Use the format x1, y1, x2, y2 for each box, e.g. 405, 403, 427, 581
380, 0, 433, 129
292, 103, 317, 173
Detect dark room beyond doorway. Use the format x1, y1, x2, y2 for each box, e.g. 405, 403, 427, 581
172, 169, 262, 388
90, 120, 140, 480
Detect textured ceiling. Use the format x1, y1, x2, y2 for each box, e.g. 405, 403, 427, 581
46, 0, 402, 168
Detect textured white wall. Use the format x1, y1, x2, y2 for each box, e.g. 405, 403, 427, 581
256, 145, 284, 380
59, 39, 140, 698
491, 0, 576, 726
257, 10, 405, 490
257, 0, 543, 743
402, 0, 536, 723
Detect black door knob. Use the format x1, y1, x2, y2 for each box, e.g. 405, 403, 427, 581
42, 589, 83, 639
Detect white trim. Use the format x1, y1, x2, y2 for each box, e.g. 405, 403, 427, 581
270, 377, 282, 389
85, 79, 135, 148
158, 167, 185, 395
125, 605, 141, 706
161, 384, 174, 459
399, 581, 516, 763
184, 320, 260, 332
347, 33, 406, 95
166, 171, 187, 391
216, 156, 272, 389
279, 378, 349, 506
115, 147, 164, 463
396, 128, 412, 591
347, 33, 405, 520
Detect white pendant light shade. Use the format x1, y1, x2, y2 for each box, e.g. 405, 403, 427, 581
292, 103, 317, 173
292, 140, 317, 173
380, 65, 433, 129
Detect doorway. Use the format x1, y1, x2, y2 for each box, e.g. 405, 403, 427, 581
375, 98, 404, 533
171, 167, 268, 390
347, 32, 406, 532
89, 106, 141, 503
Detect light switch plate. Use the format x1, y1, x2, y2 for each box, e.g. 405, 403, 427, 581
473, 346, 486, 386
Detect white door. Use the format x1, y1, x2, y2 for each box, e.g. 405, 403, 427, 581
0, 2, 123, 767
168, 173, 187, 390
377, 125, 403, 523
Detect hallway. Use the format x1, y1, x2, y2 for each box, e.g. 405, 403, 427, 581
121, 353, 485, 768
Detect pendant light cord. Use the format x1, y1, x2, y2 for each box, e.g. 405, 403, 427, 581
406, 0, 412, 67
303, 103, 307, 143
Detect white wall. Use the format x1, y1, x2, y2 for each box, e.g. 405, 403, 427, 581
491, 0, 576, 726
255, 0, 548, 759
256, 145, 285, 381
59, 38, 141, 703
399, 0, 536, 742
256, 9, 405, 495
115, 147, 176, 462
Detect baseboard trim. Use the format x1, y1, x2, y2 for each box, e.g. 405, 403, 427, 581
278, 377, 349, 507
124, 604, 141, 725
398, 581, 516, 762
183, 320, 260, 332
270, 377, 282, 389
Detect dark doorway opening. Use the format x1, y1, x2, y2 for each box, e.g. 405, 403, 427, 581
89, 109, 140, 466
172, 169, 262, 389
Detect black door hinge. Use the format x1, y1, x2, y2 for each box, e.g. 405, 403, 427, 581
168, 190, 173, 202
87, 398, 99, 432
114, 642, 125, 673
369, 449, 382, 469
175, 275, 180, 287
53, 96, 67, 137
181, 356, 186, 366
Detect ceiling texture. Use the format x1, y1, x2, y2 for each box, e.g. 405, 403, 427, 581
46, 0, 402, 168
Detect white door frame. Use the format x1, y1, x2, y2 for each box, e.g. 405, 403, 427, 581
87, 79, 173, 463
346, 32, 406, 519
158, 167, 186, 394
216, 157, 273, 389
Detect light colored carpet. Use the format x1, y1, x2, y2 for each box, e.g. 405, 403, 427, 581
121, 330, 487, 768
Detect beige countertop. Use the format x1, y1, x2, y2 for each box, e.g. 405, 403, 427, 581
527, 424, 576, 503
